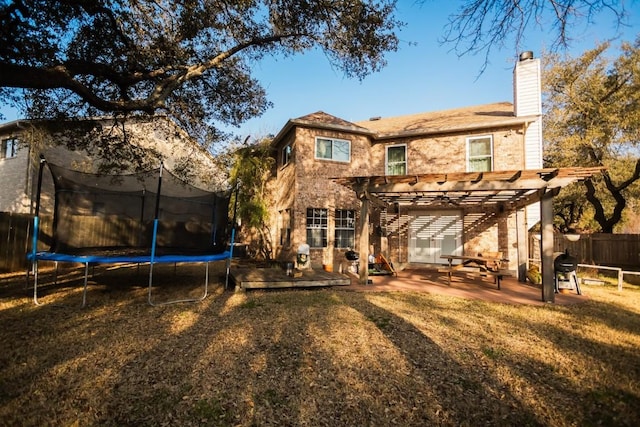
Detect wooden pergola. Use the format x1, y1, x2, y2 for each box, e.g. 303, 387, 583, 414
333, 167, 604, 303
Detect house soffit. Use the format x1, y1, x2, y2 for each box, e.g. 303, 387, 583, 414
332, 167, 605, 212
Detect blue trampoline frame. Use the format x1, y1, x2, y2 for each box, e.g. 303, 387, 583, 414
27, 158, 235, 307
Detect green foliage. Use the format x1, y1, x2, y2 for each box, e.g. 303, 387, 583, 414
230, 137, 274, 225
0, 0, 401, 148
543, 38, 640, 232
229, 136, 275, 259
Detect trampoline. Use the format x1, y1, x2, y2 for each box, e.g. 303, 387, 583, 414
27, 156, 235, 306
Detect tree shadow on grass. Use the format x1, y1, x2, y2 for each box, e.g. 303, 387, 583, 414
343, 292, 545, 426
2, 281, 639, 426
373, 291, 640, 426
0, 261, 233, 425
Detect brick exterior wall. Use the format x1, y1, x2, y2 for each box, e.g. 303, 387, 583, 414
269, 121, 527, 272
270, 126, 373, 270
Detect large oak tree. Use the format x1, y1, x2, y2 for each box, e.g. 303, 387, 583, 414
0, 0, 401, 144
0, 0, 630, 149
543, 39, 640, 233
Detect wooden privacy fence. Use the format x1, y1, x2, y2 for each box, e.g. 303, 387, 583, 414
0, 213, 45, 272
4, 213, 639, 273
1, 212, 215, 273
1, 213, 50, 272
529, 232, 640, 270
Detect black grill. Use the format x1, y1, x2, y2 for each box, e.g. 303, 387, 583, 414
554, 251, 577, 273
345, 250, 359, 261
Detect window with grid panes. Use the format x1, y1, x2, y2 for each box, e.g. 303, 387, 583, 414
335, 209, 355, 248
279, 209, 291, 246
306, 208, 327, 247
386, 145, 406, 175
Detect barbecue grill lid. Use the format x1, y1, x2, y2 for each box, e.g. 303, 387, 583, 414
345, 250, 359, 260
554, 250, 577, 272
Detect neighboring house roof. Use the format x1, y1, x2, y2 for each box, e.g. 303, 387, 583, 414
0, 120, 29, 133
355, 102, 539, 140
270, 102, 540, 147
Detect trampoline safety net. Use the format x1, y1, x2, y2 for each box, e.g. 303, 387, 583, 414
47, 163, 230, 255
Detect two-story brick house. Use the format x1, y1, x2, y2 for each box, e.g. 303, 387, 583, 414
267, 53, 546, 274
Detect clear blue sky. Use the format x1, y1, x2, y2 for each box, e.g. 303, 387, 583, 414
1, 1, 638, 138
231, 1, 639, 138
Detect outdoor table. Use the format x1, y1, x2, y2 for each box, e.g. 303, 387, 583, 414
438, 254, 510, 289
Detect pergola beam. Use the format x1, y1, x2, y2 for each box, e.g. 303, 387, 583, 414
368, 177, 577, 194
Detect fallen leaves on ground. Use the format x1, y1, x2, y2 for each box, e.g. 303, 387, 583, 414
0, 262, 639, 426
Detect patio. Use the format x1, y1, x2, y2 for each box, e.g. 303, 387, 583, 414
231, 265, 586, 306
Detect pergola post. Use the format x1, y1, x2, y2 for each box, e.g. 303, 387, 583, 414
516, 208, 528, 282
540, 190, 557, 302
358, 193, 370, 285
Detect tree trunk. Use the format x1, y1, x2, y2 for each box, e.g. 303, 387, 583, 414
584, 161, 640, 232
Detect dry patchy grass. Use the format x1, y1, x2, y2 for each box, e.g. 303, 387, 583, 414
0, 263, 639, 426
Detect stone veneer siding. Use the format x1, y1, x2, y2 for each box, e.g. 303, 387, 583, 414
270, 124, 527, 272
270, 126, 373, 270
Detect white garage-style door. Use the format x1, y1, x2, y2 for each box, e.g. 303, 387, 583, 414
408, 210, 463, 264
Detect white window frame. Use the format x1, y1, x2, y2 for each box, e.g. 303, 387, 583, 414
306, 208, 328, 248
314, 137, 351, 163
334, 209, 356, 249
281, 143, 292, 167
466, 135, 494, 172
385, 144, 407, 175
1, 137, 18, 159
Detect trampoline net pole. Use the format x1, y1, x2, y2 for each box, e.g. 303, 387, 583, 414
31, 157, 46, 305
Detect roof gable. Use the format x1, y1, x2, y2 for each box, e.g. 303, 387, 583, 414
294, 111, 359, 128
270, 111, 373, 147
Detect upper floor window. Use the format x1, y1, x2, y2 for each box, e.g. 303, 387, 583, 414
467, 136, 493, 172
386, 145, 407, 175
335, 209, 355, 249
306, 208, 328, 248
315, 137, 350, 162
281, 143, 292, 167
1, 138, 18, 159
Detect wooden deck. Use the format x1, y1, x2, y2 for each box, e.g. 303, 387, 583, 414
230, 267, 351, 290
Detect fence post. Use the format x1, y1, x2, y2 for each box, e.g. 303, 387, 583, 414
618, 269, 623, 292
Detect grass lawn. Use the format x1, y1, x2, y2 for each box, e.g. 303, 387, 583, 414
1, 263, 639, 426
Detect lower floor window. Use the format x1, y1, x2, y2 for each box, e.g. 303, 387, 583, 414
279, 209, 291, 246
306, 208, 327, 247
335, 209, 355, 248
